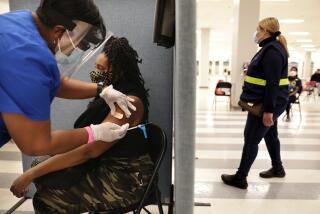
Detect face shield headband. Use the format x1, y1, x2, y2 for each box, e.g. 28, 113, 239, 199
55, 20, 113, 77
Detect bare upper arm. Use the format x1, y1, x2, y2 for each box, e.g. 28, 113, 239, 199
84, 96, 145, 158
1, 112, 51, 155
105, 96, 144, 127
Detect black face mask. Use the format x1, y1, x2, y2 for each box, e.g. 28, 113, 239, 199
89, 69, 113, 87
288, 76, 297, 81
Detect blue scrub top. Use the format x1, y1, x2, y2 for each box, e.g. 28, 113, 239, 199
0, 10, 60, 147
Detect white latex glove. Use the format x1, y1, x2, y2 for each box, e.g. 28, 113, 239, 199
90, 122, 129, 142
100, 85, 136, 118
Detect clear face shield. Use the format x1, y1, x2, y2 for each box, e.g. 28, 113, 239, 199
55, 20, 113, 77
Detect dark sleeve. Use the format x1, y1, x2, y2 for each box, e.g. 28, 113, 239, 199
262, 48, 283, 113
310, 74, 315, 81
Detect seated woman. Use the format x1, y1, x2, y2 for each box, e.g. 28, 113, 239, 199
285, 66, 302, 121
10, 37, 153, 213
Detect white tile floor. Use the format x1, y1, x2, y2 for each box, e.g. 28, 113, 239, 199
1, 83, 320, 213
192, 85, 320, 214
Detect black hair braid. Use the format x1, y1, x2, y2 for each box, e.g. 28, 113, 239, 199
103, 37, 150, 118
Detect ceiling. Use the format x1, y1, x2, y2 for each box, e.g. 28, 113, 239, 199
196, 0, 320, 61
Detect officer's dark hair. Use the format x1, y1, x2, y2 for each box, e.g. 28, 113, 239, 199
102, 36, 149, 118
290, 66, 298, 72
36, 0, 106, 38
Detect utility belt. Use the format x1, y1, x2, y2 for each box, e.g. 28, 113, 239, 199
238, 100, 263, 117
239, 75, 289, 117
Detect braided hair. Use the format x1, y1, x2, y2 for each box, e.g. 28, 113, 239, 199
102, 37, 149, 118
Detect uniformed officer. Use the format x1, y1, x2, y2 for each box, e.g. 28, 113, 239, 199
0, 0, 135, 156
221, 17, 289, 189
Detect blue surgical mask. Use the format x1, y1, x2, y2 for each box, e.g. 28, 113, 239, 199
55, 37, 86, 76
55, 48, 83, 65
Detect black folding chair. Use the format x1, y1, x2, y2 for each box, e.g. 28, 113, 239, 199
90, 123, 167, 214
214, 81, 232, 110
291, 92, 302, 120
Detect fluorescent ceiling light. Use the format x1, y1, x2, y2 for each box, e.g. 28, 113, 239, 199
289, 32, 309, 35
296, 39, 312, 43
279, 19, 304, 24
301, 44, 315, 48
304, 48, 316, 52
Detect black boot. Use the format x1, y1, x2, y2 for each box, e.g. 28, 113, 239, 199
221, 174, 248, 189
259, 167, 286, 178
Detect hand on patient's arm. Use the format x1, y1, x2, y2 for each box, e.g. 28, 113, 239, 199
100, 85, 137, 118
85, 96, 143, 158
90, 122, 129, 143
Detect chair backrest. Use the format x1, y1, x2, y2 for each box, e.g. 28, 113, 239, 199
304, 81, 317, 91
146, 123, 167, 164
216, 81, 232, 89
215, 81, 232, 96
136, 123, 167, 212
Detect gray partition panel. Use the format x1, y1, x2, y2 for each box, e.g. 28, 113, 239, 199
175, 0, 196, 213
10, 0, 173, 202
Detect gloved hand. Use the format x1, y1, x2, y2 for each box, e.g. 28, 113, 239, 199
100, 85, 136, 118
90, 122, 129, 142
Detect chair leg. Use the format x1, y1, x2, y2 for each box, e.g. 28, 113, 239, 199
143, 207, 152, 214
298, 103, 302, 120
155, 188, 164, 214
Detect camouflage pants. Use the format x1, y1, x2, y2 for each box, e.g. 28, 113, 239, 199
32, 154, 154, 214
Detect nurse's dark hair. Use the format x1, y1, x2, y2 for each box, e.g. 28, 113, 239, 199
36, 0, 106, 38
103, 37, 149, 115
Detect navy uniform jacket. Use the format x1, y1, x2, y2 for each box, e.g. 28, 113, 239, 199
240, 37, 289, 113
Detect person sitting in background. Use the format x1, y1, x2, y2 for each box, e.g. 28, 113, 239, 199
285, 66, 302, 121
310, 69, 320, 96
10, 36, 154, 213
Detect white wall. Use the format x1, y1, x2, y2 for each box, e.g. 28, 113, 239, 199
0, 0, 9, 13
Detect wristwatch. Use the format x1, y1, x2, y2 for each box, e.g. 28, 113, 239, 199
96, 82, 104, 97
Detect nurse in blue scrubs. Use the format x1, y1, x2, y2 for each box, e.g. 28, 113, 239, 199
0, 0, 135, 155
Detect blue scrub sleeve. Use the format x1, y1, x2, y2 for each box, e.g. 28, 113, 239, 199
0, 44, 56, 120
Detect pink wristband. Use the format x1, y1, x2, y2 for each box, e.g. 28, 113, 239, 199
85, 126, 94, 144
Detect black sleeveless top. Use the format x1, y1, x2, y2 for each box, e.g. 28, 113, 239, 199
74, 81, 149, 157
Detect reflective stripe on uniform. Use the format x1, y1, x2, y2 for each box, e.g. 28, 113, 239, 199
279, 78, 289, 85
244, 75, 288, 86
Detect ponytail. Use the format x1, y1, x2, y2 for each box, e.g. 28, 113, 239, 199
277, 34, 289, 57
